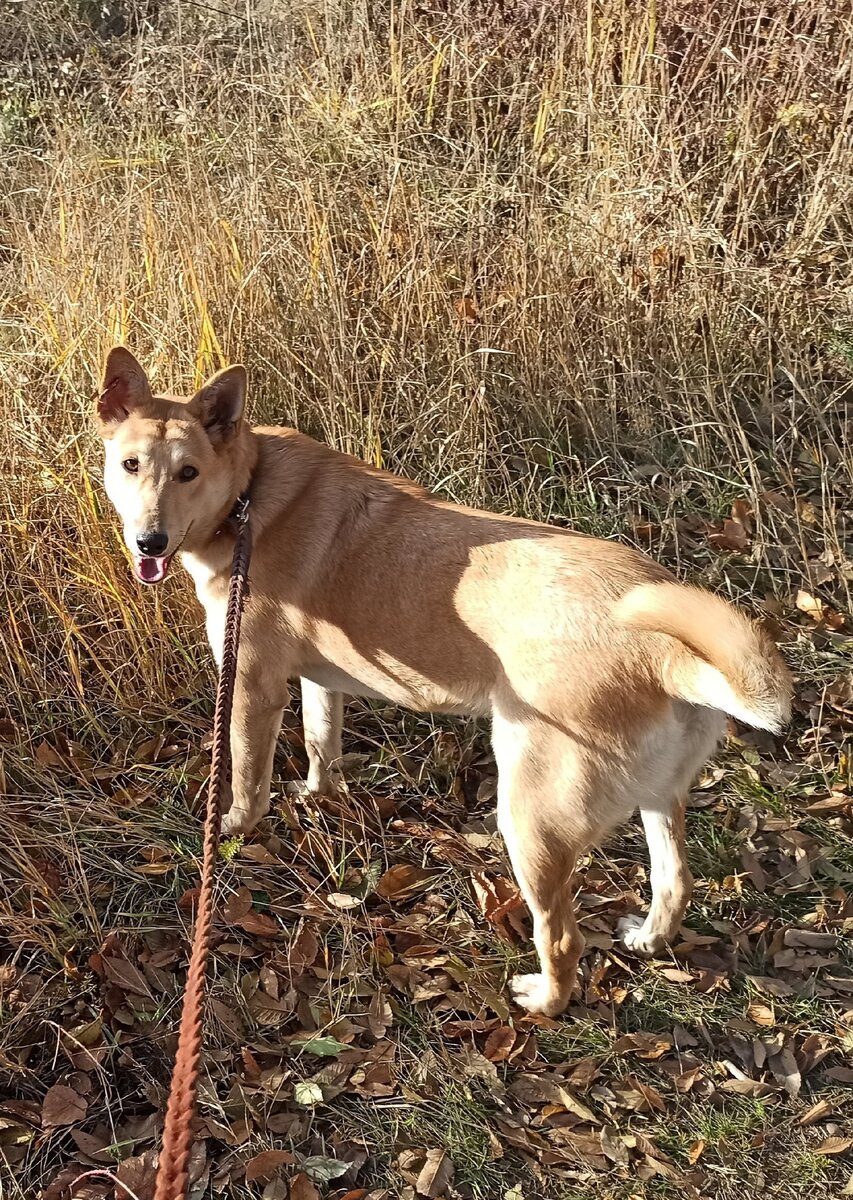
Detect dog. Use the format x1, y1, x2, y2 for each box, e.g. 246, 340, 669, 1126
96, 346, 792, 1016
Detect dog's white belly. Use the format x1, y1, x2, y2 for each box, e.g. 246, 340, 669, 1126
298, 659, 487, 715
300, 663, 389, 701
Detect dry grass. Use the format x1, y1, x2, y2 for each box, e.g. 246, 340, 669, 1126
2, 2, 853, 1198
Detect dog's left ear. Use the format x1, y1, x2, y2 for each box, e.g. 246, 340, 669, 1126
188, 365, 247, 444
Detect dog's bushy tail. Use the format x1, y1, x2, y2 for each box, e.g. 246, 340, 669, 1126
615, 583, 792, 732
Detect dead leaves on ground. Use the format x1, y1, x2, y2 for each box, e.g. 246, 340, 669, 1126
704, 495, 846, 622
15, 768, 853, 1200
630, 489, 851, 649
795, 587, 846, 630
398, 1148, 455, 1197
41, 1085, 88, 1131
706, 498, 753, 553
5, 570, 853, 1200
374, 863, 436, 900
470, 870, 528, 941
453, 296, 479, 324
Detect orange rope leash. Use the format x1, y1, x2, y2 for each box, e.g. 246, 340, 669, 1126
152, 499, 251, 1200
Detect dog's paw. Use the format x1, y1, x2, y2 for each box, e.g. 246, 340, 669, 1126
305, 766, 343, 797
285, 779, 313, 800
617, 914, 665, 956
287, 774, 342, 801
509, 973, 567, 1017
220, 805, 264, 837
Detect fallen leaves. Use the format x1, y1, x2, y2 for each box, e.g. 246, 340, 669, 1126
97, 952, 151, 997
611, 1032, 673, 1059
483, 1024, 517, 1062
375, 863, 436, 900
42, 1084, 88, 1130
293, 1080, 324, 1107
15, 587, 853, 1200
301, 1154, 352, 1183
454, 296, 479, 324
292, 1035, 351, 1057
798, 1099, 836, 1126
288, 1174, 321, 1200
416, 1149, 454, 1197
766, 1042, 802, 1098
233, 908, 283, 937
367, 989, 393, 1038
747, 1001, 776, 1027
398, 1148, 455, 1197
783, 928, 838, 950
245, 1150, 296, 1183
706, 499, 752, 553
0, 716, 20, 742
815, 1136, 853, 1156
688, 1138, 706, 1165
115, 1149, 158, 1198
796, 587, 846, 629
471, 870, 528, 940
610, 1075, 666, 1114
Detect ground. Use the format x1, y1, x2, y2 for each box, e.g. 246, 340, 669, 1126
2, 2, 853, 1198
4, 558, 853, 1200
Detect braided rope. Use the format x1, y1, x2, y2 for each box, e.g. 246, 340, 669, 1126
152, 504, 251, 1200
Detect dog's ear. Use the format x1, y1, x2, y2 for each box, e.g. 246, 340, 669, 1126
188, 365, 247, 444
98, 347, 152, 429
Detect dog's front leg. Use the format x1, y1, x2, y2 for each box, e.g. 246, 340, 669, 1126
300, 679, 343, 795
220, 676, 285, 836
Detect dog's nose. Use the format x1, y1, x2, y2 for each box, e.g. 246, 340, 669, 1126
136, 531, 169, 556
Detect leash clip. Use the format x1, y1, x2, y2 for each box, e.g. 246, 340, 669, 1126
233, 493, 251, 527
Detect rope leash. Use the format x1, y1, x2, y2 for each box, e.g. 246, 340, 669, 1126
151, 495, 252, 1200
68, 496, 251, 1200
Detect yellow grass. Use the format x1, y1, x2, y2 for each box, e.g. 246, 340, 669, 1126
3, 2, 850, 719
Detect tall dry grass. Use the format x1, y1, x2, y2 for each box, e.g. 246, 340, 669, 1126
2, 0, 852, 735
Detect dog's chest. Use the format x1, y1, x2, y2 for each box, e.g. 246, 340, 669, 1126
181, 551, 227, 601
180, 552, 231, 658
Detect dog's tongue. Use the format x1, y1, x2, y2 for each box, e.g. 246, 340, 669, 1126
136, 555, 171, 584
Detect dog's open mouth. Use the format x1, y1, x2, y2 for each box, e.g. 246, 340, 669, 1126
134, 555, 173, 584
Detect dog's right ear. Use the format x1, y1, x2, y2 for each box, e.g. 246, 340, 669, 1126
97, 347, 152, 430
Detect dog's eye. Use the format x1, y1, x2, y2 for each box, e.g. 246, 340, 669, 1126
179, 465, 199, 482
122, 458, 139, 474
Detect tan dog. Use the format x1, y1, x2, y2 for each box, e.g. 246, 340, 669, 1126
97, 347, 792, 1016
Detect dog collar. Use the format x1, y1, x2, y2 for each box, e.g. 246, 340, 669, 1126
215, 491, 251, 538
230, 491, 251, 527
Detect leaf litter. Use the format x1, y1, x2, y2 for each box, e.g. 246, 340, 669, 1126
6, 677, 853, 1200
3, 472, 853, 1200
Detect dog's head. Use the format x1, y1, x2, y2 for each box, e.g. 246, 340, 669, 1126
97, 347, 246, 584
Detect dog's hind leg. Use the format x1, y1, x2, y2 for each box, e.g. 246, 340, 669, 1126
618, 707, 721, 954
492, 713, 586, 1017
301, 680, 343, 795
619, 798, 693, 955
